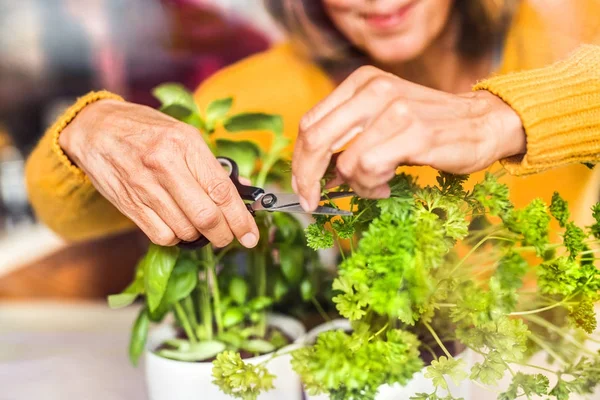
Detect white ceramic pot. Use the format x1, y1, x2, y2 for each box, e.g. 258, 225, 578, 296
145, 314, 306, 400
302, 319, 472, 400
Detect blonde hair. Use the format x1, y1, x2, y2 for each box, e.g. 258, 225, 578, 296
264, 0, 517, 74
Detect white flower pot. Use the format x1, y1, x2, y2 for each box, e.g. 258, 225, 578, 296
302, 319, 472, 400
145, 314, 306, 400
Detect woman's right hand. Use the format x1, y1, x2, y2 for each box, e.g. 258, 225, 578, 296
59, 99, 259, 248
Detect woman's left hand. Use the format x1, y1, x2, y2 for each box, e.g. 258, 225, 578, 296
291, 66, 526, 211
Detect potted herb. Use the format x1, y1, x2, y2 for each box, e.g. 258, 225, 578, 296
108, 84, 329, 400
226, 171, 600, 399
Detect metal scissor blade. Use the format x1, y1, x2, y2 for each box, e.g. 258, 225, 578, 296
320, 191, 355, 201
273, 204, 353, 216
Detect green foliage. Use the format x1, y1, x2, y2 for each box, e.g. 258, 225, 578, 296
291, 329, 423, 400
549, 192, 570, 227
300, 168, 600, 399
129, 307, 150, 366
498, 373, 549, 399
569, 299, 597, 333
504, 198, 551, 256
108, 260, 145, 309
305, 223, 334, 250
424, 356, 468, 391
589, 203, 600, 239
563, 222, 586, 259
471, 172, 512, 217
212, 351, 275, 400
142, 244, 179, 312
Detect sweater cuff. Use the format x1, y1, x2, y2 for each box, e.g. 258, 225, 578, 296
473, 45, 600, 176
50, 90, 125, 182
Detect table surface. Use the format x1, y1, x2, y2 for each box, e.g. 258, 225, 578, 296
1, 301, 599, 400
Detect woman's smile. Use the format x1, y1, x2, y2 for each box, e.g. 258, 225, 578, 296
359, 1, 418, 32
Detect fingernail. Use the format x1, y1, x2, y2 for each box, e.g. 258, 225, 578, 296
241, 232, 258, 248
299, 196, 311, 212
292, 175, 298, 192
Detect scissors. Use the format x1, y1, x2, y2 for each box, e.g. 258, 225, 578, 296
178, 157, 353, 250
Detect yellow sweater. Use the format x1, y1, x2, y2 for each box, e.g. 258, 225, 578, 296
25, 1, 600, 242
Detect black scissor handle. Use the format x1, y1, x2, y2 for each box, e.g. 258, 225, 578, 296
177, 157, 262, 250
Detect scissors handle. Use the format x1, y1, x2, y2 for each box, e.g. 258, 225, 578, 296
178, 157, 260, 250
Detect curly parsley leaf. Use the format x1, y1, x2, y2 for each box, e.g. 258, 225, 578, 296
549, 192, 570, 228
212, 351, 275, 400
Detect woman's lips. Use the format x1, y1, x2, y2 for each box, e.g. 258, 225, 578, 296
361, 2, 416, 31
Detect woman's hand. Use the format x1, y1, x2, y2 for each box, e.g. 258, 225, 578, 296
292, 66, 526, 210
59, 99, 259, 248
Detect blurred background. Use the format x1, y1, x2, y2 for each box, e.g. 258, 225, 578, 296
0, 2, 281, 397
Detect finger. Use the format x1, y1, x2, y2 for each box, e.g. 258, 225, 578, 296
336, 100, 414, 182
86, 171, 180, 246
184, 150, 260, 248
136, 204, 181, 246
136, 182, 201, 243
293, 75, 398, 210
351, 183, 391, 199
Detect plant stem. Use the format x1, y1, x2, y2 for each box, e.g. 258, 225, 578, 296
510, 302, 566, 316
204, 245, 223, 335
311, 297, 331, 323
516, 363, 559, 375
251, 249, 267, 337
528, 333, 567, 365
197, 278, 212, 340
524, 314, 599, 356
450, 232, 509, 275
435, 303, 457, 308
369, 323, 389, 341
182, 296, 198, 333
174, 302, 197, 344
421, 343, 438, 361
423, 321, 452, 359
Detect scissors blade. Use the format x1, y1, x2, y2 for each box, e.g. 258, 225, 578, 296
250, 192, 353, 216
274, 204, 353, 216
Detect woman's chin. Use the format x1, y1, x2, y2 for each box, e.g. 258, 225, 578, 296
364, 36, 428, 65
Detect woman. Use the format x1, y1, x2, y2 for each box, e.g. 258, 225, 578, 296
26, 0, 600, 249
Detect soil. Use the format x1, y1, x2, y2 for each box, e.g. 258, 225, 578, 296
157, 325, 293, 362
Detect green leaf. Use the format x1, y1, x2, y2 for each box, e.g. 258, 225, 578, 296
143, 244, 180, 312
224, 113, 283, 136
215, 139, 260, 178
218, 331, 244, 349
150, 257, 199, 320
212, 351, 275, 399
108, 292, 138, 309
549, 192, 570, 228
248, 296, 273, 311
241, 339, 276, 354
279, 244, 304, 284
300, 279, 314, 302
108, 260, 145, 309
424, 356, 468, 391
223, 307, 245, 328
273, 275, 289, 301
470, 351, 506, 385
499, 372, 549, 399
305, 223, 334, 250
129, 307, 150, 366
206, 97, 233, 126
229, 276, 248, 305
272, 212, 301, 244
160, 104, 193, 120
158, 340, 226, 362
153, 83, 199, 113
